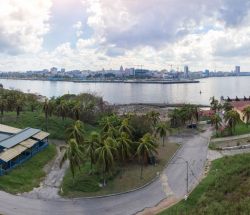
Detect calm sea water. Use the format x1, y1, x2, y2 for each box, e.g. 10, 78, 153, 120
0, 77, 250, 105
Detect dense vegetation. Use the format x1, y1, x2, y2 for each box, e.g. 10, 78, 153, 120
159, 153, 250, 215
60, 112, 173, 188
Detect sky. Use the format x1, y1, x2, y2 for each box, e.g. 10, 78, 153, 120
1, 0, 250, 72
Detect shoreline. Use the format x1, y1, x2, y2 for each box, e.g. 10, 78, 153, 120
112, 103, 210, 108
0, 77, 199, 84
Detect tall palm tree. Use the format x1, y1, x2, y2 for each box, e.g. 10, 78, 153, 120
57, 100, 68, 120
43, 98, 49, 131
169, 108, 182, 127
210, 114, 222, 137
136, 133, 158, 179
117, 132, 132, 175
95, 137, 118, 186
224, 110, 241, 135
72, 102, 81, 120
156, 122, 170, 146
85, 131, 101, 173
243, 106, 250, 126
66, 120, 85, 145
60, 138, 84, 179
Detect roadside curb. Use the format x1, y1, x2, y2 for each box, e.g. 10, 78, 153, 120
70, 143, 183, 200
221, 144, 250, 150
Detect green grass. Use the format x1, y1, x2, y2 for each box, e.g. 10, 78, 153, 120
213, 122, 250, 138
0, 144, 56, 194
61, 141, 179, 197
159, 153, 250, 215
1, 111, 97, 140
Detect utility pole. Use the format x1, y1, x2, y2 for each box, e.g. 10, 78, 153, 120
186, 160, 189, 195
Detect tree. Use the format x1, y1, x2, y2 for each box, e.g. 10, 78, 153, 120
95, 137, 118, 186
156, 122, 170, 146
66, 120, 85, 145
85, 131, 101, 173
136, 133, 158, 179
72, 102, 81, 120
60, 139, 84, 179
43, 98, 49, 131
243, 106, 250, 126
117, 132, 132, 175
15, 98, 24, 117
0, 97, 7, 122
210, 114, 222, 137
119, 118, 133, 136
223, 102, 233, 112
146, 111, 160, 127
57, 100, 68, 120
210, 96, 219, 112
224, 110, 241, 135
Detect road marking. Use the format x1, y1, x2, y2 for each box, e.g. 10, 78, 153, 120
160, 174, 174, 197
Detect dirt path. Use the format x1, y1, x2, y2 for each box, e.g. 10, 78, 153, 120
22, 140, 68, 200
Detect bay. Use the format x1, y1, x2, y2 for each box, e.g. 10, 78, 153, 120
0, 76, 250, 105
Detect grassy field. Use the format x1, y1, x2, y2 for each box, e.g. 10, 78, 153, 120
159, 153, 250, 215
213, 122, 250, 138
1, 111, 97, 140
0, 144, 56, 194
61, 141, 179, 197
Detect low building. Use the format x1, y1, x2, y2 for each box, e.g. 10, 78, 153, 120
0, 124, 49, 175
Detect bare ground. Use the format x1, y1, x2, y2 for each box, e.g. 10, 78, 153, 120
21, 140, 68, 200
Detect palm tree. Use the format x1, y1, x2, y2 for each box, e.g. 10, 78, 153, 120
95, 137, 118, 186
243, 106, 250, 126
119, 118, 133, 136
72, 102, 81, 120
210, 96, 219, 112
156, 122, 170, 146
57, 100, 68, 120
85, 131, 101, 173
43, 98, 49, 131
169, 108, 182, 127
60, 138, 84, 179
146, 111, 160, 127
136, 133, 158, 179
224, 110, 241, 135
117, 132, 132, 175
210, 114, 222, 137
15, 96, 25, 118
66, 120, 85, 145
223, 102, 233, 112
0, 97, 7, 122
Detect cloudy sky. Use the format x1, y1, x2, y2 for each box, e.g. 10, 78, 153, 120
1, 0, 250, 72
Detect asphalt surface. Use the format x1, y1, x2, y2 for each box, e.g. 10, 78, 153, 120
0, 128, 212, 215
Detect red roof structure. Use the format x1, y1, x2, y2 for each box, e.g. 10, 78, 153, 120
231, 100, 250, 112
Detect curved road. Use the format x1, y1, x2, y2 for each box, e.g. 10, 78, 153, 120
0, 128, 212, 215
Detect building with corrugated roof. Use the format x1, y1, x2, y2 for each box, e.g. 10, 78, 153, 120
0, 124, 49, 175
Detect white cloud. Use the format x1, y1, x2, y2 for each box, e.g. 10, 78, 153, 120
73, 21, 83, 37
0, 0, 52, 54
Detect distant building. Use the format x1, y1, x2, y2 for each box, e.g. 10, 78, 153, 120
61, 68, 65, 73
50, 67, 58, 75
184, 65, 189, 78
235, 66, 240, 76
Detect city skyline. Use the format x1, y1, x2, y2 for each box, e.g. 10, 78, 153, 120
1, 0, 250, 71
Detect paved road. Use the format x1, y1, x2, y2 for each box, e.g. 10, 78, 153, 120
0, 128, 212, 215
